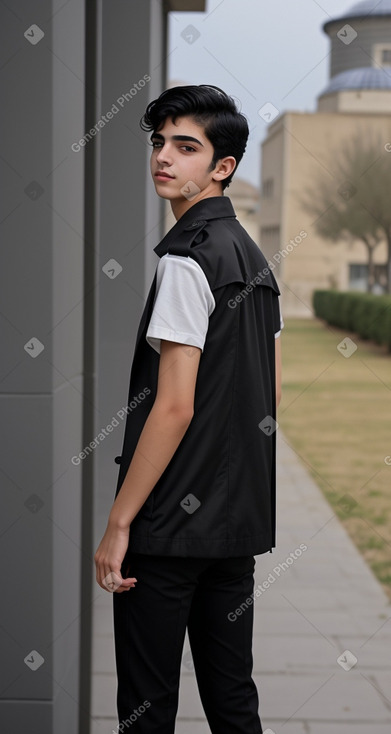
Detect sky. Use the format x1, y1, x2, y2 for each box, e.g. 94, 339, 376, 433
168, 0, 357, 187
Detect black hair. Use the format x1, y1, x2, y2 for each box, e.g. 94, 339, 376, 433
140, 84, 249, 190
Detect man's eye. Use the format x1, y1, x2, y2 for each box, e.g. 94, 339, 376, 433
181, 145, 196, 152
150, 140, 162, 148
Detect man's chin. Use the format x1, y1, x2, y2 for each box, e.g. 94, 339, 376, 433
154, 188, 177, 200
153, 184, 186, 202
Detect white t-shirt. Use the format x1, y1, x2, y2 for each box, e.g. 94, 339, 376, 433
146, 254, 284, 355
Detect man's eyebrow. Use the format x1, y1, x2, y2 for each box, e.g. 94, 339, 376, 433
150, 132, 204, 147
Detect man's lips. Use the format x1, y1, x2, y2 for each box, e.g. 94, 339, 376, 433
155, 171, 175, 179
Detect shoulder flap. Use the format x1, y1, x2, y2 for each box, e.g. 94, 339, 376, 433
167, 219, 280, 294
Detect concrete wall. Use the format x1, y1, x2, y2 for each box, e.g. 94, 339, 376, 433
0, 1, 167, 732
1, 0, 205, 729
93, 0, 166, 544
0, 0, 85, 731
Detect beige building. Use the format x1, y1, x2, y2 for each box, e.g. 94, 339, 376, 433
227, 176, 260, 242
260, 0, 391, 317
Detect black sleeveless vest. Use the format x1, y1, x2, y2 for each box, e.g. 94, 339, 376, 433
114, 196, 281, 557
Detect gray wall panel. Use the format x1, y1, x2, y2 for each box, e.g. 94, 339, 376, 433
1, 0, 199, 731
1, 0, 85, 731
94, 0, 165, 530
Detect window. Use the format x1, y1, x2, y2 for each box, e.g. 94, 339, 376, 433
261, 225, 280, 242
262, 178, 274, 198
381, 48, 391, 65
349, 263, 387, 293
349, 263, 367, 291
373, 43, 391, 68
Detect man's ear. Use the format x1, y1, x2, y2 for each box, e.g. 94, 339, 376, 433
212, 156, 236, 184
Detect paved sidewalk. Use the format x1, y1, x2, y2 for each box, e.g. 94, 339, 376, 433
91, 431, 391, 734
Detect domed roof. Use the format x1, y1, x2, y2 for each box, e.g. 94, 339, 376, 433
323, 0, 391, 31
319, 66, 391, 96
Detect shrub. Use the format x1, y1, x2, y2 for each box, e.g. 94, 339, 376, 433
313, 290, 391, 352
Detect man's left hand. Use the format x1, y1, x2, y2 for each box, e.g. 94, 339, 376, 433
94, 522, 137, 593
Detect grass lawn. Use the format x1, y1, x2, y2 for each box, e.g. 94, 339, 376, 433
278, 318, 391, 600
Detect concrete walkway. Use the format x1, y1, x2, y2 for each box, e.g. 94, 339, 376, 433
90, 431, 391, 734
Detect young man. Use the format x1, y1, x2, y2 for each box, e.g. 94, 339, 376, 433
95, 84, 283, 734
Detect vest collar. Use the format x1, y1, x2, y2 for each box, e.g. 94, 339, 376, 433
153, 196, 236, 258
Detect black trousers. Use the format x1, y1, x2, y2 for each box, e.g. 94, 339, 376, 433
112, 552, 263, 734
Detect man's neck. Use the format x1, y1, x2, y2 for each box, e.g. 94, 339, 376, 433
171, 187, 224, 221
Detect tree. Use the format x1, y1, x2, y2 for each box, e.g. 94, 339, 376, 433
296, 127, 391, 293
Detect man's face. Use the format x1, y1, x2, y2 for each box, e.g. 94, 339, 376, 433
149, 115, 221, 203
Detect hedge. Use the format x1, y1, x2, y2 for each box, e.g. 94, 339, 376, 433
313, 290, 391, 351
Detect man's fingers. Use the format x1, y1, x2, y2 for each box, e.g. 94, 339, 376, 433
101, 567, 138, 593
102, 569, 123, 592
94, 553, 138, 592
116, 576, 138, 591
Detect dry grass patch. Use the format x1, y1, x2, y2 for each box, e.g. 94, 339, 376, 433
278, 318, 391, 599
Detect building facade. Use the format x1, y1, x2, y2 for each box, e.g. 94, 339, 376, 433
260, 0, 391, 316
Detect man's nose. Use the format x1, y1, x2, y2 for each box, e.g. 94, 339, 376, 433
156, 144, 171, 164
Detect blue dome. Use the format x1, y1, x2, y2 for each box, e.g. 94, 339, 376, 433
319, 66, 391, 95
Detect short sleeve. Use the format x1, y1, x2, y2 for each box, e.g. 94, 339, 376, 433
146, 254, 216, 355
